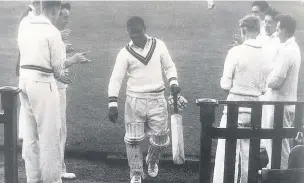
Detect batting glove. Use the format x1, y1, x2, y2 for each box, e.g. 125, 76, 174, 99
168, 94, 188, 112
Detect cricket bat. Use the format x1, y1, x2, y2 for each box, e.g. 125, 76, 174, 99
171, 92, 185, 164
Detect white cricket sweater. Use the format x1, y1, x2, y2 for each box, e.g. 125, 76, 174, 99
220, 39, 272, 97
18, 15, 66, 82
108, 35, 178, 107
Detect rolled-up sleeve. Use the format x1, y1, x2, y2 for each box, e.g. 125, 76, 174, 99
220, 48, 238, 91
48, 30, 65, 79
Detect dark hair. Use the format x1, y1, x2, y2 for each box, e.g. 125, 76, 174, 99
252, 1, 269, 12
61, 2, 71, 11
41, 0, 62, 9
265, 7, 280, 20
277, 14, 296, 37
127, 16, 145, 28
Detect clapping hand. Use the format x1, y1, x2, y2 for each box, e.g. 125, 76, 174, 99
65, 43, 75, 54
77, 51, 91, 64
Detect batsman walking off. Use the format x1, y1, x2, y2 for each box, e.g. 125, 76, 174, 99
108, 16, 182, 183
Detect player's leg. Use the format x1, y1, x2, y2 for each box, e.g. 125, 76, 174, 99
19, 79, 42, 183
18, 97, 26, 160
281, 106, 295, 169
213, 114, 227, 183
264, 105, 274, 168
58, 88, 75, 179
238, 113, 251, 183
27, 81, 62, 183
18, 97, 25, 140
124, 96, 146, 183
146, 98, 170, 178
239, 138, 250, 183
59, 88, 67, 174
260, 104, 268, 159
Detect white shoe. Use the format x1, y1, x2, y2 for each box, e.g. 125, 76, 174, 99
130, 175, 141, 183
61, 172, 76, 179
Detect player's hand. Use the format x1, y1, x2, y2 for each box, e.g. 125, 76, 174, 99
65, 43, 75, 54
72, 52, 91, 64
108, 107, 118, 123
78, 51, 91, 64
171, 84, 181, 94
207, 0, 215, 10
64, 69, 69, 77
57, 75, 72, 84
232, 34, 243, 44
61, 29, 71, 41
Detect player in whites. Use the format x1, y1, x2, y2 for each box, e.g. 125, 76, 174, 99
213, 15, 271, 183
108, 16, 183, 183
232, 1, 270, 45
54, 2, 91, 180
259, 7, 281, 168
251, 0, 269, 28
17, 0, 41, 142
265, 14, 301, 169
18, 1, 68, 182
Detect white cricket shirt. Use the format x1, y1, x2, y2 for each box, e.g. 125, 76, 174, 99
267, 37, 301, 101
108, 35, 178, 107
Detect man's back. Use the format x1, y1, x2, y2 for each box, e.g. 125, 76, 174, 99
18, 15, 63, 82
221, 39, 271, 97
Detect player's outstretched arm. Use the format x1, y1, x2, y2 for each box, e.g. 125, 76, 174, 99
64, 51, 91, 68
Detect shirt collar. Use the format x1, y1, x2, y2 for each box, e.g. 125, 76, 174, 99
28, 10, 35, 17
270, 31, 278, 39
29, 14, 52, 25
283, 37, 295, 47
243, 39, 262, 48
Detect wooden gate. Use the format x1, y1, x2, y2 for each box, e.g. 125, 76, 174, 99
196, 99, 304, 183
0, 86, 20, 183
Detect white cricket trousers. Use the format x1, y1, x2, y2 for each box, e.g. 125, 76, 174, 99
19, 79, 62, 183
58, 88, 67, 174
213, 93, 259, 183
213, 114, 251, 183
18, 98, 25, 140
262, 105, 294, 169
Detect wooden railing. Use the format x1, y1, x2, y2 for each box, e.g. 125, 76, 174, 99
0, 86, 20, 183
196, 99, 304, 183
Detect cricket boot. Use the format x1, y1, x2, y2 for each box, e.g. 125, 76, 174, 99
146, 154, 159, 178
